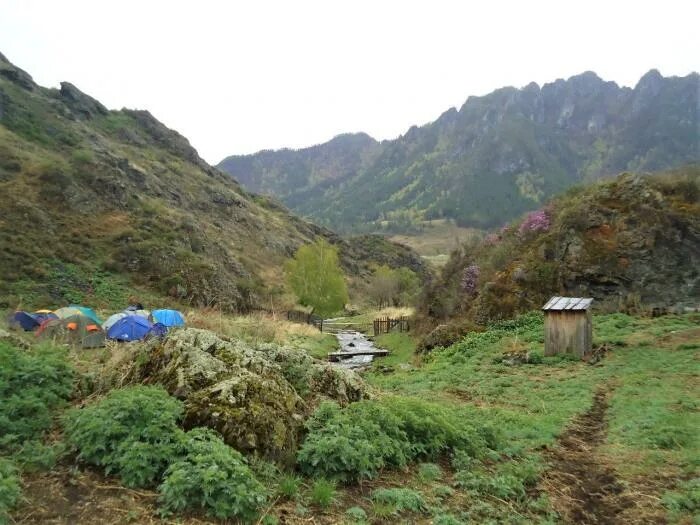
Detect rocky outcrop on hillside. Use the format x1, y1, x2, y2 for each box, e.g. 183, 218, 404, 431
219, 70, 698, 233
420, 168, 700, 325
121, 328, 369, 458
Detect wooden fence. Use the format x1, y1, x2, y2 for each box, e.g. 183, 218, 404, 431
287, 310, 323, 331
373, 316, 410, 336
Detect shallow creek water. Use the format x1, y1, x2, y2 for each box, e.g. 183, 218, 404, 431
332, 330, 378, 369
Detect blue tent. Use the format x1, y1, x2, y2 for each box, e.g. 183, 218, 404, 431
151, 309, 185, 327
106, 315, 153, 342
11, 311, 40, 331
148, 322, 168, 338
33, 312, 58, 324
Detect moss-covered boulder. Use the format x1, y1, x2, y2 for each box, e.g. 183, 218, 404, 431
126, 328, 369, 458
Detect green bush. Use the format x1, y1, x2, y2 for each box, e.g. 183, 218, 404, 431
64, 386, 184, 488
277, 474, 302, 500
297, 401, 410, 482
0, 342, 73, 453
301, 404, 388, 478
297, 398, 498, 482
0, 458, 21, 524
159, 428, 266, 521
344, 506, 367, 522
11, 441, 65, 473
371, 488, 426, 514
417, 462, 442, 482
309, 479, 336, 508
454, 460, 541, 503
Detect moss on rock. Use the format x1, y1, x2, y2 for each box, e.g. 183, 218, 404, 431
125, 328, 369, 458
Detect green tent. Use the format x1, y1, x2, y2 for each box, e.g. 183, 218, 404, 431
36, 315, 105, 349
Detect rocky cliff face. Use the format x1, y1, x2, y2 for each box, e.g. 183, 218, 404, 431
219, 70, 699, 233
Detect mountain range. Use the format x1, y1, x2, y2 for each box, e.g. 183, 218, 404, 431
218, 70, 699, 233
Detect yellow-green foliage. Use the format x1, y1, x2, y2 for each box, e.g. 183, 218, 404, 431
286, 239, 348, 316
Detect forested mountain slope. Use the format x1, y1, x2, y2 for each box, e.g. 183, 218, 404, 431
219, 70, 698, 233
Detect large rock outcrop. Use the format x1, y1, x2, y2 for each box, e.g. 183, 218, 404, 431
123, 328, 369, 458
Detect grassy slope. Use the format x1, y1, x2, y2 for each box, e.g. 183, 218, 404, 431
362, 312, 699, 523
0, 56, 425, 312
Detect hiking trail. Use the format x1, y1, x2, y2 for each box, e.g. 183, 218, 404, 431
541, 388, 632, 524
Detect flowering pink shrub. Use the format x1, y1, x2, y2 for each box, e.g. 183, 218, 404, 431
518, 209, 550, 235
460, 265, 480, 295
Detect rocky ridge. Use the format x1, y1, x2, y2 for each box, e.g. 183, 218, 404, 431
219, 70, 698, 232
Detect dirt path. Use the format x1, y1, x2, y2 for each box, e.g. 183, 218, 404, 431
541, 388, 632, 524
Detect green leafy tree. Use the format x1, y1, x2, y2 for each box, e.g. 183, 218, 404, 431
285, 239, 348, 317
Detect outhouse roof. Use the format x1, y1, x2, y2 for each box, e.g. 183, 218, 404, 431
542, 296, 593, 311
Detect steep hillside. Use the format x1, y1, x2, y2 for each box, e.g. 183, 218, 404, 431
0, 52, 422, 310
419, 167, 699, 329
219, 70, 698, 233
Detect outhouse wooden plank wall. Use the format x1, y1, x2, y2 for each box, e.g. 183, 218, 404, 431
542, 297, 593, 358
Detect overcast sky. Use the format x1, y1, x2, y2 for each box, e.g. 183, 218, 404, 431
1, 0, 698, 163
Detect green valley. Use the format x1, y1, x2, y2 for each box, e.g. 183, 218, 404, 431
0, 44, 698, 525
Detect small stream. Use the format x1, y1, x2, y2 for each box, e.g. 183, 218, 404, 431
332, 330, 378, 369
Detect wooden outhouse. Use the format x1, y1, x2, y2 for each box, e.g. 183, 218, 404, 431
542, 297, 593, 358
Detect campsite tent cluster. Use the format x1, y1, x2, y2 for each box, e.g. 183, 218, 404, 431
8, 305, 185, 348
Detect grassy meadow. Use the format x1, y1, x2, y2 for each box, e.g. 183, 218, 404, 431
1, 310, 698, 524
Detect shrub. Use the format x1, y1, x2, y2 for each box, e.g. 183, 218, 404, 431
433, 484, 455, 499
417, 462, 443, 482
159, 427, 266, 521
277, 474, 302, 500
297, 398, 498, 482
344, 506, 368, 522
64, 386, 185, 488
309, 479, 336, 508
0, 342, 73, 452
11, 441, 65, 473
460, 265, 480, 295
518, 208, 550, 236
371, 488, 426, 513
0, 459, 21, 524
297, 401, 410, 482
416, 322, 477, 354
454, 460, 541, 503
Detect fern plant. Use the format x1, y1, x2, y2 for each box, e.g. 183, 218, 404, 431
64, 385, 185, 488
0, 458, 21, 524
158, 427, 266, 521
